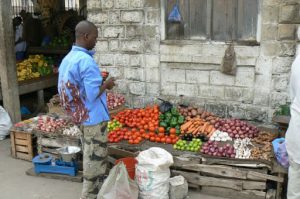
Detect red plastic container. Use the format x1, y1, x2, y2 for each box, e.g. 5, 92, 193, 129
115, 157, 137, 180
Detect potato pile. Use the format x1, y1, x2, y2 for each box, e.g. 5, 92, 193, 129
177, 106, 219, 125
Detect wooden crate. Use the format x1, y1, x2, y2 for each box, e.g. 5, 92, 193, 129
10, 130, 35, 161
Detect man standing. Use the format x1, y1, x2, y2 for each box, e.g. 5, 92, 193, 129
58, 20, 115, 199
286, 52, 300, 199
13, 16, 27, 61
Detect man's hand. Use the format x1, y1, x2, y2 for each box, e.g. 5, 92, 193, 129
104, 77, 116, 90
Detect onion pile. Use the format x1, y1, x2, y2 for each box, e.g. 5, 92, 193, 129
107, 92, 126, 110
62, 125, 81, 137
214, 119, 259, 139
36, 116, 68, 133
200, 141, 236, 158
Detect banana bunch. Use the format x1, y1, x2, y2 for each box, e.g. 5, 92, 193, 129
17, 55, 53, 81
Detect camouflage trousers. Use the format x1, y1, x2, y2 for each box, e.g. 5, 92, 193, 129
80, 122, 108, 199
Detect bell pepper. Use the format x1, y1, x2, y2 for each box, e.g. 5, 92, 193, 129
159, 121, 168, 128
178, 116, 185, 125
159, 114, 165, 120
165, 112, 172, 119
171, 107, 179, 116
170, 117, 178, 127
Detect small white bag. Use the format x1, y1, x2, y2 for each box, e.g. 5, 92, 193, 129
97, 162, 139, 199
0, 106, 12, 140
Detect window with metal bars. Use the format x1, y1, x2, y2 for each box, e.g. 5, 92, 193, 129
165, 0, 260, 43
11, 0, 86, 17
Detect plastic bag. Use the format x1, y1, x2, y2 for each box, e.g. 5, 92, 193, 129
169, 176, 188, 199
272, 138, 289, 169
168, 0, 182, 23
136, 147, 174, 199
0, 106, 12, 140
158, 98, 173, 113
97, 162, 138, 199
221, 43, 236, 76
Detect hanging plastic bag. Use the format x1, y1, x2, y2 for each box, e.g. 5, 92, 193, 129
158, 98, 173, 113
168, 0, 182, 23
221, 43, 237, 76
0, 106, 12, 140
272, 138, 289, 169
97, 162, 139, 199
136, 147, 173, 199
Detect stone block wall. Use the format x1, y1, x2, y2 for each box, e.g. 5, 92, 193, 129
87, 0, 300, 123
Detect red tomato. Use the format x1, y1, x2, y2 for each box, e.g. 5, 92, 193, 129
155, 137, 161, 142
150, 136, 155, 142
166, 137, 172, 144
161, 137, 166, 143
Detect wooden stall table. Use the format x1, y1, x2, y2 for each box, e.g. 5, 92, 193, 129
0, 74, 58, 111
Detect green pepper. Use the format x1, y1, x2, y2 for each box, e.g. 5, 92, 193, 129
159, 121, 168, 128
164, 117, 171, 125
176, 129, 181, 135
167, 127, 171, 133
159, 114, 165, 120
178, 116, 185, 125
170, 117, 178, 127
171, 107, 179, 116
175, 125, 180, 130
165, 112, 172, 119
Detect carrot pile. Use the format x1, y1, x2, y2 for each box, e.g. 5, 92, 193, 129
180, 118, 216, 137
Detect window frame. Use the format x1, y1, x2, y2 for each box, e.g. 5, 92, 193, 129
160, 0, 262, 45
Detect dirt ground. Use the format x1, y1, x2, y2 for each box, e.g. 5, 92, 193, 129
0, 138, 226, 199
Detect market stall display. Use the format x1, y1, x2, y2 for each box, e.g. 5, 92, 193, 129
12, 98, 288, 199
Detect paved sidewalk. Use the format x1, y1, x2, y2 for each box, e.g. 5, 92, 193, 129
0, 138, 225, 199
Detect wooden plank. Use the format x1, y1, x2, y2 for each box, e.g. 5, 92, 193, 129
272, 115, 290, 125
16, 145, 29, 153
247, 171, 284, 183
26, 168, 83, 183
212, 0, 237, 41
172, 170, 243, 191
276, 173, 284, 199
237, 0, 258, 41
27, 133, 33, 159
27, 47, 70, 55
190, 0, 208, 39
14, 132, 29, 139
16, 152, 31, 161
0, 0, 21, 123
181, 164, 268, 182
242, 181, 266, 190
181, 164, 248, 179
15, 139, 30, 146
40, 137, 80, 148
202, 156, 272, 169
10, 131, 16, 158
173, 156, 201, 168
200, 186, 266, 199
108, 146, 137, 158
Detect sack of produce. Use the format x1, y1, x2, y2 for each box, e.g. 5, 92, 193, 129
0, 106, 12, 140
272, 138, 289, 169
221, 43, 236, 76
136, 147, 173, 199
97, 162, 139, 199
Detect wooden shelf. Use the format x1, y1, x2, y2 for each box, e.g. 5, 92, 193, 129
27, 47, 70, 55
0, 74, 58, 100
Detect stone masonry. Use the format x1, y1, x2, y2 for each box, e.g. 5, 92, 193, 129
87, 0, 300, 123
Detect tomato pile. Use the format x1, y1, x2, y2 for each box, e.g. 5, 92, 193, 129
108, 126, 179, 144
113, 105, 160, 130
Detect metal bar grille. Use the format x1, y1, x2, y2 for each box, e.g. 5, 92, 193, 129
11, 0, 84, 17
